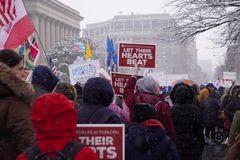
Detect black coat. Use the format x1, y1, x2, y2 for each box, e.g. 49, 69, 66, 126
77, 77, 121, 124
171, 103, 204, 160
125, 123, 180, 160
77, 103, 121, 124
225, 98, 240, 122
203, 92, 220, 125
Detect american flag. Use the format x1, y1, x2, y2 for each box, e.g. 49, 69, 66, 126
0, 0, 16, 27
48, 57, 57, 75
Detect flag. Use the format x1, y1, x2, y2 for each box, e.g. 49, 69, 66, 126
18, 37, 40, 70
75, 42, 86, 53
85, 41, 92, 61
111, 38, 117, 65
0, 0, 35, 49
0, 0, 17, 27
106, 36, 117, 67
48, 57, 57, 75
79, 42, 85, 53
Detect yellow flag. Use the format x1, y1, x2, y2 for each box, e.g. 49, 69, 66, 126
85, 41, 92, 61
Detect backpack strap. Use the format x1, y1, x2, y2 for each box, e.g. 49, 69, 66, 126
61, 141, 85, 159
25, 145, 42, 160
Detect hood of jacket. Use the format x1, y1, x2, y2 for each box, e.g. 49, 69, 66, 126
32, 93, 77, 140
127, 119, 165, 150
83, 77, 113, 106
0, 62, 34, 105
170, 83, 195, 104
138, 92, 164, 106
31, 65, 59, 92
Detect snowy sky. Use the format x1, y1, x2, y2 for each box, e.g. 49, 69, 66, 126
58, 0, 226, 70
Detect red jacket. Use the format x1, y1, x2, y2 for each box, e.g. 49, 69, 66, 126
17, 93, 97, 160
124, 77, 176, 143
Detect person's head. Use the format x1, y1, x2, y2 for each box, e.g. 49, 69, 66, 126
83, 77, 114, 106
0, 49, 24, 78
191, 83, 200, 96
32, 65, 59, 92
230, 85, 240, 99
136, 76, 160, 95
133, 103, 156, 123
74, 82, 83, 97
206, 83, 215, 92
32, 93, 77, 140
171, 84, 195, 104
53, 82, 77, 101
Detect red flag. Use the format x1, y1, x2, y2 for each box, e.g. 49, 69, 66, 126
0, 0, 35, 49
0, 0, 16, 27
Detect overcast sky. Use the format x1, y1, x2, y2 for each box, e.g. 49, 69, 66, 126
58, 0, 226, 69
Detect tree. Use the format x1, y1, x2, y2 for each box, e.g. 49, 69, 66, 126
47, 36, 96, 82
167, 0, 240, 45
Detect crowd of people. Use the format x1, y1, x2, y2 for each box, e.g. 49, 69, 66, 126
0, 49, 240, 160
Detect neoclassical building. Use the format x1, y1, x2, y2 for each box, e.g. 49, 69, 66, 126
23, 0, 83, 63
83, 13, 197, 75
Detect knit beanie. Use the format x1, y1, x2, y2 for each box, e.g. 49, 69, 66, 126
134, 103, 156, 123
136, 76, 158, 94
53, 82, 77, 101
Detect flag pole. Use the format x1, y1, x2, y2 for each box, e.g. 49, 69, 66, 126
34, 30, 50, 65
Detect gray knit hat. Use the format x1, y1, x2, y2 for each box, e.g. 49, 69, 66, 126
136, 76, 159, 94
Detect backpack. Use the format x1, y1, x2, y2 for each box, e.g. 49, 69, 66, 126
25, 141, 85, 160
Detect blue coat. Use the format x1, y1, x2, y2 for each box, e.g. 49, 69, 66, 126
125, 122, 180, 160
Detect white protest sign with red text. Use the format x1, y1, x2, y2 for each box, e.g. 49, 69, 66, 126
118, 43, 156, 68
76, 124, 125, 160
111, 72, 132, 96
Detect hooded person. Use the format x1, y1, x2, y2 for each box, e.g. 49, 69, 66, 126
31, 65, 59, 102
17, 93, 97, 160
0, 49, 35, 160
77, 77, 121, 124
170, 84, 204, 160
203, 91, 221, 144
224, 85, 240, 122
123, 75, 176, 143
125, 103, 180, 160
199, 83, 215, 104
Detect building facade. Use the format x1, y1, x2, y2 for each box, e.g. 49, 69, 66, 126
83, 13, 197, 74
23, 0, 83, 63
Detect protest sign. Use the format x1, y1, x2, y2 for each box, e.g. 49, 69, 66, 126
223, 72, 237, 87
76, 124, 125, 160
111, 72, 132, 96
68, 60, 99, 84
118, 43, 156, 68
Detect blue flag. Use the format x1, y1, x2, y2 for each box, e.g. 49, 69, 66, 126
111, 39, 118, 65
106, 36, 114, 67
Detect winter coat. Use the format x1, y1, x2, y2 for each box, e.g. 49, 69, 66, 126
171, 84, 204, 160
224, 98, 240, 122
124, 77, 176, 143
125, 119, 180, 160
78, 77, 121, 124
109, 103, 130, 123
17, 93, 97, 160
199, 87, 210, 104
203, 92, 221, 125
225, 134, 240, 160
78, 103, 121, 124
229, 110, 240, 146
32, 84, 49, 103
0, 63, 35, 160
31, 65, 59, 102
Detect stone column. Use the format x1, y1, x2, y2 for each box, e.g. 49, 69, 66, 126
65, 25, 69, 37
69, 27, 73, 37
39, 15, 46, 51
45, 17, 51, 50
32, 14, 39, 33
55, 21, 60, 44
50, 20, 56, 48
60, 23, 65, 40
